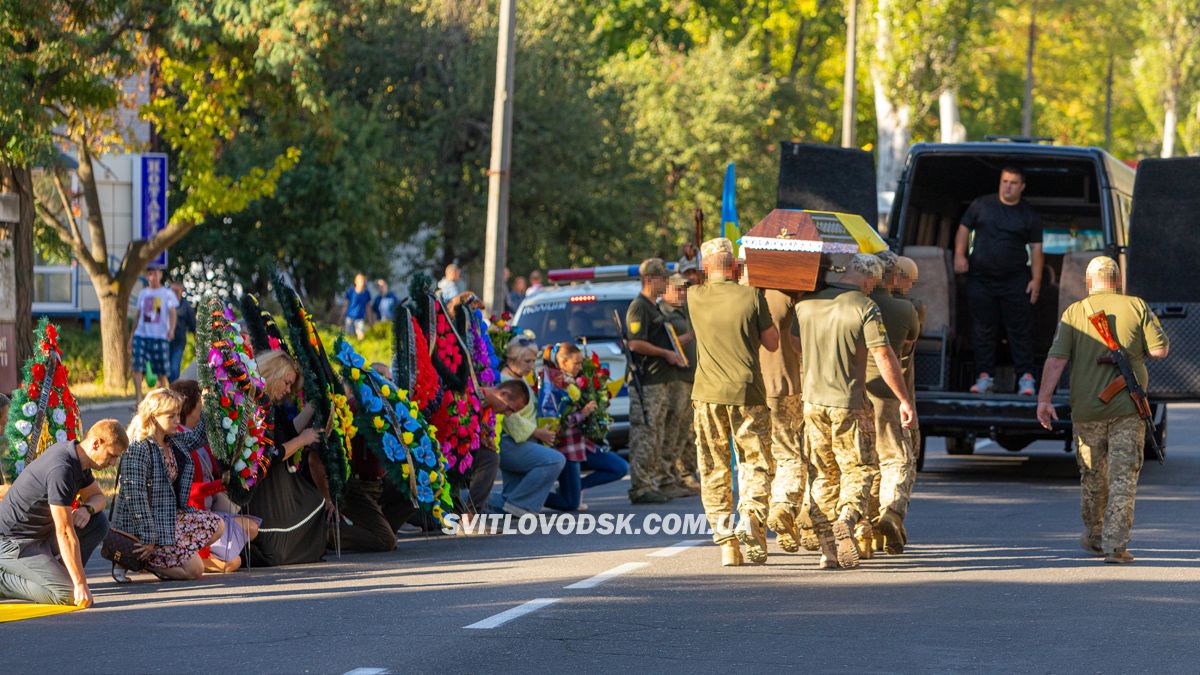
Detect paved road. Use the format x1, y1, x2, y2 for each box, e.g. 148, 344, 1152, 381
5, 404, 1199, 673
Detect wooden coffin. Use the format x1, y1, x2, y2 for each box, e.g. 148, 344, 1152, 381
741, 209, 881, 292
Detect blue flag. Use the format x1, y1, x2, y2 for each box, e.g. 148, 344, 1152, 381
721, 162, 740, 251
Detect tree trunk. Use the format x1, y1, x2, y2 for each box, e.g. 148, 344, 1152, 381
1162, 84, 1178, 158
841, 0, 858, 148
873, 79, 912, 198
1104, 51, 1115, 150
1022, 0, 1037, 137
98, 287, 132, 391
939, 88, 966, 143
0, 165, 35, 366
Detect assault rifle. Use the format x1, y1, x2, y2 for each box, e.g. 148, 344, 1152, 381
611, 309, 649, 424
1088, 310, 1164, 464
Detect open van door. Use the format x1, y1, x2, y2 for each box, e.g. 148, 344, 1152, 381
777, 142, 878, 223
1125, 157, 1200, 400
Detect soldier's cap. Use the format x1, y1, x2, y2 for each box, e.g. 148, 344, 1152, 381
1086, 255, 1120, 279
700, 237, 734, 259
851, 253, 884, 280
668, 273, 687, 288
875, 250, 900, 275
895, 256, 919, 282
639, 257, 669, 278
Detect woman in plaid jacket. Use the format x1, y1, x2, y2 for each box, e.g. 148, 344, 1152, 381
112, 389, 224, 581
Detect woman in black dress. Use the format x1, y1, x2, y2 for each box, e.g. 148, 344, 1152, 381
244, 350, 327, 566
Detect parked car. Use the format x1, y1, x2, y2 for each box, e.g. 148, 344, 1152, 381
777, 140, 1200, 468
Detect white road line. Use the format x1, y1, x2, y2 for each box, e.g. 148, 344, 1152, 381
564, 562, 651, 589
463, 598, 562, 630
343, 669, 389, 675
647, 539, 706, 557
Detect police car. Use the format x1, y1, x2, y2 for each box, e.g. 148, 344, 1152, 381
512, 264, 678, 449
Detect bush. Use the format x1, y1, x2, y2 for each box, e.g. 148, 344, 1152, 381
315, 320, 393, 367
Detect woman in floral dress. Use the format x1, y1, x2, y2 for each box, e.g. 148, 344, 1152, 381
113, 389, 224, 581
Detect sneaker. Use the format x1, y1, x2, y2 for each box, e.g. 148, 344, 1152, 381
766, 505, 800, 553
1079, 533, 1103, 556
970, 373, 995, 394
1018, 373, 1037, 396
502, 501, 534, 517
1104, 549, 1135, 564
721, 540, 744, 567
831, 518, 861, 569
735, 511, 769, 564
629, 490, 671, 504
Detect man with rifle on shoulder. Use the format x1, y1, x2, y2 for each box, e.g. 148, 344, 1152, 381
1037, 256, 1169, 565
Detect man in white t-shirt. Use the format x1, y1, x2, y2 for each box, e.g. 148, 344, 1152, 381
128, 265, 178, 402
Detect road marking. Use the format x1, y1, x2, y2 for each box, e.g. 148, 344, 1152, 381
647, 539, 706, 557
463, 598, 561, 629
564, 562, 651, 589
343, 669, 389, 675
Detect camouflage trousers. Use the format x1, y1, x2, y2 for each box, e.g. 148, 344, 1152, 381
866, 392, 916, 519
692, 402, 772, 544
628, 383, 674, 498
803, 402, 879, 533
665, 379, 698, 482
1075, 414, 1145, 554
766, 394, 806, 512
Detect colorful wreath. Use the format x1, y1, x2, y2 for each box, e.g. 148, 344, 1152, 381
334, 338, 452, 523
429, 389, 482, 480
3, 320, 80, 478
195, 298, 272, 502
240, 292, 290, 355
274, 276, 351, 502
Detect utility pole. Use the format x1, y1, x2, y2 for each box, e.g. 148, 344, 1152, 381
483, 0, 517, 317
841, 0, 858, 148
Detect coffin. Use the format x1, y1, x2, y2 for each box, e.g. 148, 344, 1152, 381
741, 209, 887, 292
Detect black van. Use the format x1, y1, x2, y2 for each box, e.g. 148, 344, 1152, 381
777, 140, 1200, 467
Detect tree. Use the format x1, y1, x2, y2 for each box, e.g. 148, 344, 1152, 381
1134, 0, 1200, 157
0, 0, 163, 366
35, 49, 299, 389
869, 0, 990, 195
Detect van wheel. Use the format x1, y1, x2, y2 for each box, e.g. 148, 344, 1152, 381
997, 435, 1033, 452
945, 434, 976, 455
916, 432, 927, 472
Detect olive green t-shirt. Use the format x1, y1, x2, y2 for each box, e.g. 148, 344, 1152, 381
688, 280, 773, 406
865, 288, 920, 399
759, 290, 802, 398
1047, 289, 1168, 423
795, 283, 890, 409
626, 293, 674, 386
658, 300, 696, 384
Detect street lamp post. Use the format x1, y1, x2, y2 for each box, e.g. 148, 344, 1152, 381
483, 0, 517, 317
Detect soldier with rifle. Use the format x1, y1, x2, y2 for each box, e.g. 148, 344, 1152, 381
1037, 256, 1169, 564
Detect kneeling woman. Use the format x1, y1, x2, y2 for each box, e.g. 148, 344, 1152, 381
114, 389, 225, 580
243, 350, 326, 566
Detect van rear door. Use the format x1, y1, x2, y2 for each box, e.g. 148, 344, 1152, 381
776, 142, 878, 223
1125, 157, 1200, 400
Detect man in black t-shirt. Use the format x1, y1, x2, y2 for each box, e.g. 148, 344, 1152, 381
954, 166, 1044, 395
0, 420, 128, 607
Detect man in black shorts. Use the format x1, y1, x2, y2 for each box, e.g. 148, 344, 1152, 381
954, 166, 1044, 395
0, 420, 128, 606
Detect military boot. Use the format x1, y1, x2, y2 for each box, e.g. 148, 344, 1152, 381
853, 520, 875, 560
766, 504, 800, 553
735, 511, 769, 564
817, 530, 839, 569
876, 508, 906, 555
1104, 549, 1135, 564
1079, 533, 1103, 556
830, 518, 861, 569
799, 525, 821, 552
721, 540, 744, 567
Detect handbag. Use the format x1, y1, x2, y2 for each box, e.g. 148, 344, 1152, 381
100, 463, 148, 572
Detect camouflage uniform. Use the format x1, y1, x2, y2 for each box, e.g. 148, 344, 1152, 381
693, 402, 772, 542
803, 402, 879, 529
667, 379, 697, 480
1074, 415, 1145, 554
627, 383, 673, 496
865, 286, 920, 521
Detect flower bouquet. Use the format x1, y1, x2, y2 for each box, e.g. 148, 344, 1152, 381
334, 338, 452, 524
3, 320, 80, 478
563, 352, 613, 446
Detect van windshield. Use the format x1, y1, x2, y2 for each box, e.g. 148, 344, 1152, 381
517, 299, 628, 344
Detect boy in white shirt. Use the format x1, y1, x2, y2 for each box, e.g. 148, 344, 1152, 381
128, 265, 178, 402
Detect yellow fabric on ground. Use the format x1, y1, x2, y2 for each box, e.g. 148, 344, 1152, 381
0, 603, 82, 623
